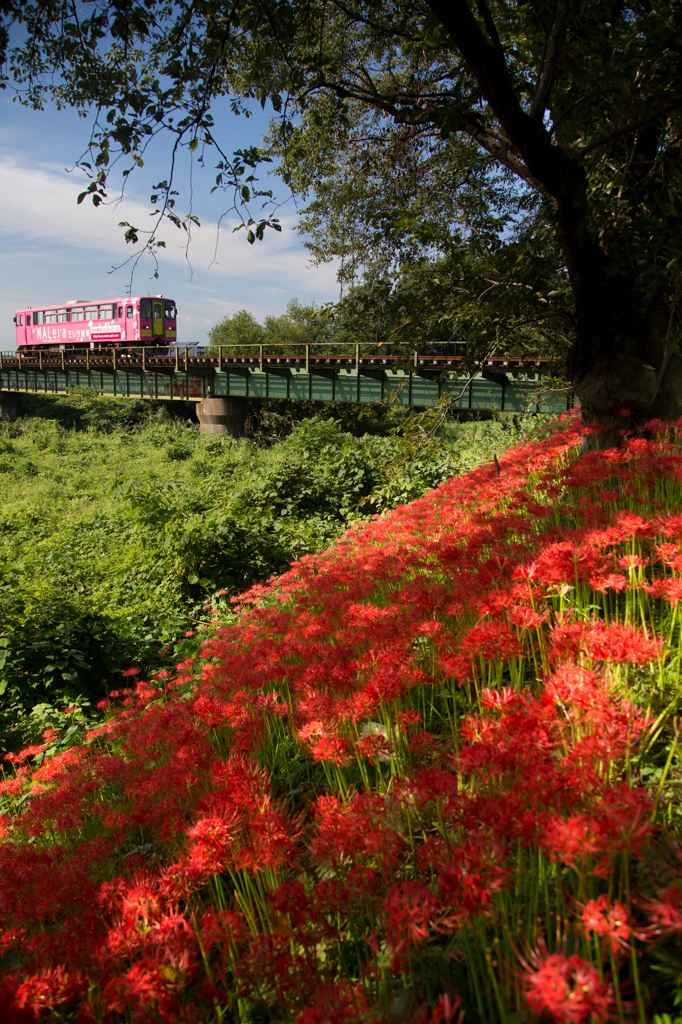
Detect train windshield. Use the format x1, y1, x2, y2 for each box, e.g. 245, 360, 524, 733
164, 301, 176, 320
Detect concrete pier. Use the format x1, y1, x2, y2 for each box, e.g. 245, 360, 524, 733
196, 396, 249, 436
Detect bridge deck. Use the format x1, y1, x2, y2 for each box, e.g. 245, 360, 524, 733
0, 345, 569, 412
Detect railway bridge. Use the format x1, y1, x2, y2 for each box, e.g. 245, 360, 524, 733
0, 343, 570, 434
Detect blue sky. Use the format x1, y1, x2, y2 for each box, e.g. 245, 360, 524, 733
0, 91, 339, 349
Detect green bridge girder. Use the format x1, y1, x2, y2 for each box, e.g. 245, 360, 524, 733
0, 346, 570, 413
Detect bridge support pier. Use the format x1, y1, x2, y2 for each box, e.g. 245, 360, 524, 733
0, 392, 23, 421
196, 396, 249, 436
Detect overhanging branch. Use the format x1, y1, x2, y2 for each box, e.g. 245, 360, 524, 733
580, 99, 682, 155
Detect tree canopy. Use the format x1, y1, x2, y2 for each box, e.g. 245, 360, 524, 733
3, 1, 682, 442
208, 299, 325, 349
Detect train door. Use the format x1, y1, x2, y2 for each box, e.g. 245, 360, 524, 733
15, 312, 25, 347
152, 300, 164, 339
125, 303, 135, 342
164, 300, 177, 343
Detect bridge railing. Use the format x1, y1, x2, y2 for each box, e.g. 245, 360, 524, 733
0, 341, 552, 372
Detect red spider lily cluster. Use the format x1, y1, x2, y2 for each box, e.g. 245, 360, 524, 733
2, 413, 682, 1021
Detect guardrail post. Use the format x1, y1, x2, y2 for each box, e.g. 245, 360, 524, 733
219, 345, 222, 372
305, 344, 309, 373
355, 343, 359, 370
113, 347, 117, 372
86, 347, 89, 371
61, 349, 65, 370
260, 344, 263, 372
175, 346, 179, 372
39, 349, 43, 371
18, 349, 22, 369
184, 346, 188, 372
142, 348, 146, 372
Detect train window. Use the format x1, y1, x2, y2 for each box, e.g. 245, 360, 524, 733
118, 305, 123, 318
153, 301, 163, 320
126, 305, 133, 318
99, 305, 114, 320
164, 301, 176, 320
56, 310, 68, 322
26, 315, 31, 326
33, 311, 44, 325
83, 306, 98, 319
18, 314, 23, 326
44, 310, 57, 323
71, 308, 85, 321
140, 299, 152, 318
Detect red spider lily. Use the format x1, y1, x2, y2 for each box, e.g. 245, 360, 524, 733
480, 686, 519, 711
580, 894, 631, 952
543, 665, 606, 711
617, 554, 646, 571
550, 621, 663, 665
648, 577, 682, 603
430, 992, 465, 1024
641, 885, 682, 935
437, 652, 472, 683
396, 709, 421, 728
527, 542, 608, 587
185, 811, 241, 877
313, 793, 406, 871
3, 744, 46, 765
459, 620, 524, 663
383, 881, 439, 962
309, 734, 351, 765
614, 511, 655, 540
656, 512, 682, 537
103, 961, 184, 1018
525, 953, 613, 1023
589, 572, 628, 593
197, 906, 245, 954
12, 966, 85, 1019
508, 604, 550, 630
357, 732, 392, 765
1, 410, 682, 1020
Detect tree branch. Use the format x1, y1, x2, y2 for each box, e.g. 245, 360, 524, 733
530, 2, 569, 119
424, 0, 535, 158
580, 99, 682, 155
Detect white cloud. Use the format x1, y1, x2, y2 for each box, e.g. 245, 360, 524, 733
0, 158, 339, 347
0, 158, 334, 280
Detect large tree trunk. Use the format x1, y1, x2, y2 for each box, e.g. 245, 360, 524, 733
569, 280, 678, 449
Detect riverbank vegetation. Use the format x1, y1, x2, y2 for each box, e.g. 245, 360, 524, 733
1, 411, 682, 1022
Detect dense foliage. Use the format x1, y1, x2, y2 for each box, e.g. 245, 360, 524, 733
1, 413, 682, 1021
0, 392, 531, 756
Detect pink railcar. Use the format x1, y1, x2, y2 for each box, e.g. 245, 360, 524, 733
13, 296, 177, 350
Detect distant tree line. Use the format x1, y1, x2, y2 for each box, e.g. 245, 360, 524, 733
209, 270, 557, 356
